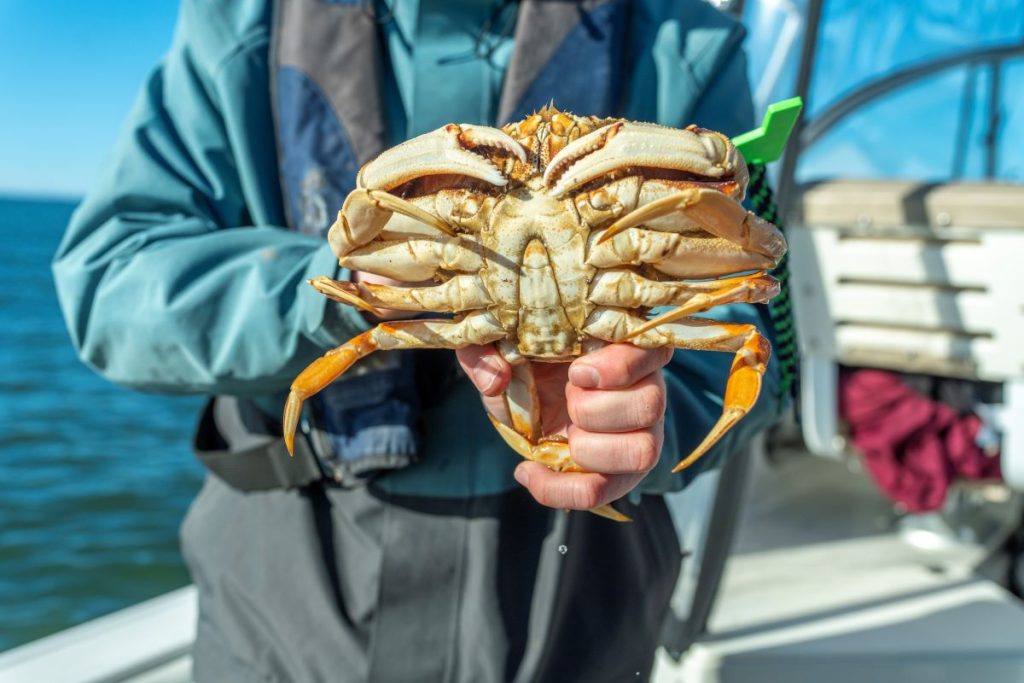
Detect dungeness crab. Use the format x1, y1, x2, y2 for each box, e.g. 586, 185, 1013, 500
284, 107, 786, 520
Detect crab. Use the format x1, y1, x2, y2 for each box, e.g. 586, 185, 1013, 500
283, 107, 786, 521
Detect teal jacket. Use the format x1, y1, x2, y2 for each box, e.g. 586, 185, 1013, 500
53, 0, 778, 500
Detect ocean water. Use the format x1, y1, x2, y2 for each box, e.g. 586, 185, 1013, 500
0, 196, 204, 651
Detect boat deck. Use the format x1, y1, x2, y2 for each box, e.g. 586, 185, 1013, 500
654, 449, 1024, 682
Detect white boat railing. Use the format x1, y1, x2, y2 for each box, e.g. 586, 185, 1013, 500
0, 586, 196, 683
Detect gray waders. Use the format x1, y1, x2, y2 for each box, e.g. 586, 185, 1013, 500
187, 398, 681, 682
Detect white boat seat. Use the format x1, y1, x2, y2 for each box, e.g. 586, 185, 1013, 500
787, 181, 1024, 490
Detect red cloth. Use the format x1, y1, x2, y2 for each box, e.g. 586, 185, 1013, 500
838, 369, 1001, 512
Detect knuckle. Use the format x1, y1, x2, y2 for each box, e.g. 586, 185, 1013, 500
567, 392, 596, 428
571, 478, 605, 510
631, 383, 667, 427
530, 487, 554, 510
630, 432, 661, 472
618, 352, 642, 384
625, 347, 659, 385
527, 476, 558, 508
621, 347, 671, 385
595, 344, 641, 387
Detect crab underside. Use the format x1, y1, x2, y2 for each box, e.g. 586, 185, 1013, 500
284, 107, 787, 522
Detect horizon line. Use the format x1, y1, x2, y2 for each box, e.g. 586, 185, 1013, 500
0, 190, 84, 204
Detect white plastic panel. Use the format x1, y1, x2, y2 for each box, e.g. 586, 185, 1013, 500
818, 237, 991, 290
789, 220, 1024, 382
1001, 379, 1024, 491
799, 358, 844, 459
833, 285, 996, 333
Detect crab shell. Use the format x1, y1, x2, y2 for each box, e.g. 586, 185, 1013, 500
286, 107, 787, 521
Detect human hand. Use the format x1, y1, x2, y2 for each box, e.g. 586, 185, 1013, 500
456, 344, 672, 511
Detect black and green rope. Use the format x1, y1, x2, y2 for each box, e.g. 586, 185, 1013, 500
731, 97, 803, 412
747, 162, 798, 410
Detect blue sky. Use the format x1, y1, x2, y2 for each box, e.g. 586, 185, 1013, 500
1, 1, 1019, 197
0, 2, 180, 197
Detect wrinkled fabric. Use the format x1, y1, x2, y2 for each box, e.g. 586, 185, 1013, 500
182, 475, 681, 682
839, 368, 1002, 512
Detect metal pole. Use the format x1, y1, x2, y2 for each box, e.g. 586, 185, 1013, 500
985, 59, 1002, 179
775, 0, 825, 225
801, 42, 1024, 150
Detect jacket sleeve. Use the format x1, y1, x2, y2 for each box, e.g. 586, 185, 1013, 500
52, 3, 364, 397
639, 37, 782, 495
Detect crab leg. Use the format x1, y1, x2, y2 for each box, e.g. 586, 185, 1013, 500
623, 272, 779, 338
341, 236, 483, 281
588, 229, 778, 279
584, 308, 771, 473
588, 270, 778, 310
486, 357, 632, 523
500, 354, 543, 444
328, 189, 456, 258
310, 275, 492, 314
597, 188, 785, 262
283, 311, 505, 455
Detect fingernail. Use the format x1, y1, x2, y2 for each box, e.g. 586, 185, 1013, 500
569, 364, 599, 388
514, 464, 530, 487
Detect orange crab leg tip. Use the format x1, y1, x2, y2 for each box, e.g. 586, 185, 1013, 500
671, 335, 769, 473
670, 414, 735, 473
282, 391, 303, 457
593, 228, 614, 246
594, 227, 617, 246
281, 331, 379, 457
623, 317, 660, 341
670, 405, 741, 473
590, 504, 633, 523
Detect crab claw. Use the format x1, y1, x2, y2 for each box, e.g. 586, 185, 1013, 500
455, 124, 529, 164
544, 122, 741, 198
359, 123, 527, 191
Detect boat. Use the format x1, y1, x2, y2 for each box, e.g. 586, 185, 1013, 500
3, 0, 1023, 680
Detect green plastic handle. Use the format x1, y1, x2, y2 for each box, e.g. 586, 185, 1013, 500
731, 96, 803, 165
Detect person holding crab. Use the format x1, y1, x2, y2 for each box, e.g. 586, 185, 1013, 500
53, 1, 780, 680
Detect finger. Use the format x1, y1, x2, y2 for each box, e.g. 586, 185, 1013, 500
566, 421, 663, 474
352, 271, 404, 287
514, 462, 645, 511
566, 372, 666, 433
569, 344, 673, 389
456, 345, 511, 397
